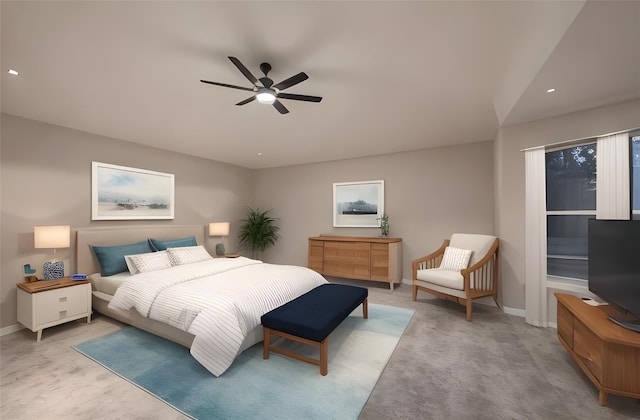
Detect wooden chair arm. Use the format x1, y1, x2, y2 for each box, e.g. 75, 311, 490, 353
412, 239, 449, 279
461, 238, 499, 275
461, 238, 499, 291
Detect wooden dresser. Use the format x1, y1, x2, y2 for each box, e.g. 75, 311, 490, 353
555, 293, 640, 405
308, 236, 402, 289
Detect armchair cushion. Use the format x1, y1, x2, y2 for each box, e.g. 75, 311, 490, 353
439, 247, 472, 271
416, 269, 464, 290
450, 233, 497, 266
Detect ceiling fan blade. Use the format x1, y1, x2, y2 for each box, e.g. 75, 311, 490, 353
277, 93, 322, 103
228, 56, 258, 85
272, 100, 289, 114
236, 96, 256, 106
272, 72, 308, 91
200, 80, 255, 92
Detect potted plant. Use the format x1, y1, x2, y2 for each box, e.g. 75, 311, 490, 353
380, 213, 389, 237
238, 207, 280, 259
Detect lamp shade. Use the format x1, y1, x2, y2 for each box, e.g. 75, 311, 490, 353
34, 225, 70, 249
209, 222, 230, 237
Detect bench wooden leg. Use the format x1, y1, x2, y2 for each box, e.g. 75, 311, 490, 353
320, 338, 328, 376
263, 327, 271, 359
363, 298, 368, 319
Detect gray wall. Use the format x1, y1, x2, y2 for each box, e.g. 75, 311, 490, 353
1, 114, 253, 328
253, 143, 495, 281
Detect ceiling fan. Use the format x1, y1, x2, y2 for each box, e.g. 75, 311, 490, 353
200, 56, 322, 114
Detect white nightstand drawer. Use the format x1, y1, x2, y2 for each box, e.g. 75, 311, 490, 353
35, 284, 89, 324
17, 278, 92, 342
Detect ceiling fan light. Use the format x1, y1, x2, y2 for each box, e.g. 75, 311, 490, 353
256, 91, 276, 104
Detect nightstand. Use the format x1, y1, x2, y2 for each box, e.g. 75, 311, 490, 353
17, 277, 92, 342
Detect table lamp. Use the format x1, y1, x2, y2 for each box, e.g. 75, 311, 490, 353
209, 222, 230, 256
34, 225, 70, 280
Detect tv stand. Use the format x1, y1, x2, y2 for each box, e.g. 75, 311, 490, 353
608, 316, 640, 333
555, 293, 640, 405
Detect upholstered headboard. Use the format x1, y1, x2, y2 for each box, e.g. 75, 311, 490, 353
76, 225, 205, 275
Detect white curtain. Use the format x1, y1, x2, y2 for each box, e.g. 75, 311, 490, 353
596, 133, 630, 219
524, 147, 548, 327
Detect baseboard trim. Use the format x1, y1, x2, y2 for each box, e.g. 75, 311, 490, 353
502, 306, 525, 318
1, 323, 24, 337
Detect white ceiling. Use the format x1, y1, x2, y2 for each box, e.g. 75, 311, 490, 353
2, 1, 639, 169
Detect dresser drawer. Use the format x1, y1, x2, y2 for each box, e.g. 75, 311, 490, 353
35, 284, 89, 324
324, 241, 370, 258
370, 245, 390, 280
574, 318, 603, 381
556, 302, 573, 348
323, 241, 370, 279
308, 240, 324, 272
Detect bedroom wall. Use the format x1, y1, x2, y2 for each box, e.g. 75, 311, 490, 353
494, 98, 640, 315
4, 100, 635, 331
0, 113, 253, 329
251, 141, 496, 287
250, 99, 640, 317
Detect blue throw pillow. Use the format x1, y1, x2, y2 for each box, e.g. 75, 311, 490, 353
91, 240, 154, 276
148, 236, 197, 251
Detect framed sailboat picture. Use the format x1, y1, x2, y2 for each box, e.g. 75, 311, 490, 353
333, 180, 384, 227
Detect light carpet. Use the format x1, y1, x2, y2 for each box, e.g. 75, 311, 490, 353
73, 303, 414, 420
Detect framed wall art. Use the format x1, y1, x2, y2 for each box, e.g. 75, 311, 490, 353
333, 180, 384, 227
92, 161, 175, 220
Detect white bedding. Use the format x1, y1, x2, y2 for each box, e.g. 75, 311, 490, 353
92, 272, 132, 296
108, 257, 327, 376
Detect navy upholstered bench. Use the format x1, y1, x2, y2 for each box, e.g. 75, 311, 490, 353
261, 283, 368, 375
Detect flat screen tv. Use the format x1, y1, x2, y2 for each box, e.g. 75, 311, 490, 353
588, 219, 640, 333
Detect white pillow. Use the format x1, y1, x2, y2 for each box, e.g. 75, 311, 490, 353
125, 251, 171, 274
167, 245, 213, 266
439, 247, 472, 271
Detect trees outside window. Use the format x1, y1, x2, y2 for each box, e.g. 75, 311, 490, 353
545, 142, 596, 280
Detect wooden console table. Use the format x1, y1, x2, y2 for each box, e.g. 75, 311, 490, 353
555, 293, 640, 405
308, 236, 402, 290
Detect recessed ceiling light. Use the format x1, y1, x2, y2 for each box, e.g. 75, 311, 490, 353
8, 69, 20, 76
546, 88, 556, 93
257, 152, 263, 156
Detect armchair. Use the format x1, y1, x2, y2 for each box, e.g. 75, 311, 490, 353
412, 233, 499, 321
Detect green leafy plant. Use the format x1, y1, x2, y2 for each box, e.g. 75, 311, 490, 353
380, 213, 389, 236
237, 207, 280, 259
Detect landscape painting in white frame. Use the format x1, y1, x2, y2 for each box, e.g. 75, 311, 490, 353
92, 161, 175, 220
333, 180, 384, 227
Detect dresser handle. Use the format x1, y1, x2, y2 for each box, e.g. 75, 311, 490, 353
59, 297, 67, 303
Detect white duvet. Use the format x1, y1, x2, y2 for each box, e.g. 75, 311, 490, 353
108, 257, 327, 376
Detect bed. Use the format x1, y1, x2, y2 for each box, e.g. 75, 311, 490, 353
75, 225, 327, 376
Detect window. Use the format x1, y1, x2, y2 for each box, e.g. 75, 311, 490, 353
526, 131, 634, 326
545, 142, 596, 280
632, 133, 640, 220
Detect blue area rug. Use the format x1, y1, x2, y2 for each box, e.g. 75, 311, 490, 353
73, 303, 414, 420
